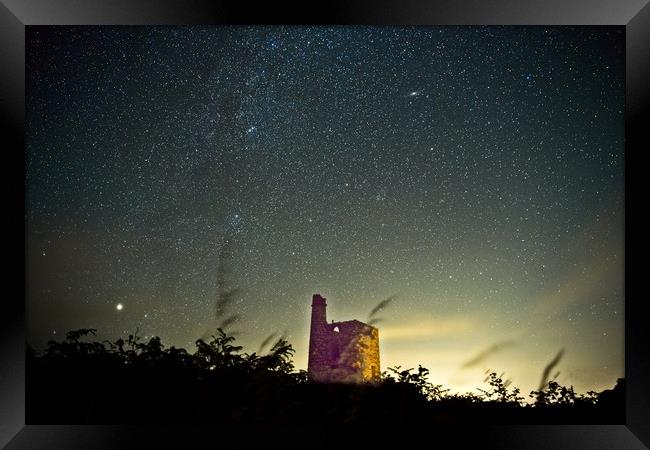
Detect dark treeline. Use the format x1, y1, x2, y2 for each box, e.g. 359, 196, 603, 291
27, 328, 624, 424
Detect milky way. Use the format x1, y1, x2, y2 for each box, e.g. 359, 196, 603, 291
26, 26, 624, 395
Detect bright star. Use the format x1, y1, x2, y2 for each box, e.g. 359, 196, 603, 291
116, 303, 124, 311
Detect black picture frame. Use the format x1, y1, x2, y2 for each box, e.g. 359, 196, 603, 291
2, 1, 645, 448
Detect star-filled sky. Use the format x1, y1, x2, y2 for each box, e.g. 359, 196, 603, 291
26, 26, 624, 396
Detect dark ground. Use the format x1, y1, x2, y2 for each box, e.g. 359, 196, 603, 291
26, 329, 625, 424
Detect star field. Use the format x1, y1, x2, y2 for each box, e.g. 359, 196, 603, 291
26, 26, 624, 395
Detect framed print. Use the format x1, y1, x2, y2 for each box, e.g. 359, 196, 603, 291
2, 0, 646, 448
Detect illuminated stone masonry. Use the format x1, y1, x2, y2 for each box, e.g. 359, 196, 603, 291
307, 294, 380, 383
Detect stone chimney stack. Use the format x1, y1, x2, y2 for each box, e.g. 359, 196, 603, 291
308, 294, 329, 381
310, 294, 327, 326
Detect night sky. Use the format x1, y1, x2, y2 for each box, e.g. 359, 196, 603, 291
26, 26, 624, 396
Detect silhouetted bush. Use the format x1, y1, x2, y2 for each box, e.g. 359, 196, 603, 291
26, 328, 625, 424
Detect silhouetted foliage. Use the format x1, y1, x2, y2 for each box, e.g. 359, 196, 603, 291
460, 340, 516, 369
537, 348, 565, 391
200, 243, 242, 341
383, 365, 449, 401
366, 295, 396, 327
26, 328, 625, 424
476, 371, 524, 405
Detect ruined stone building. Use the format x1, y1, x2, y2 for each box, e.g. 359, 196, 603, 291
307, 294, 380, 383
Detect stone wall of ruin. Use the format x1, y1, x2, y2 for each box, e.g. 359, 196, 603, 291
308, 295, 381, 383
